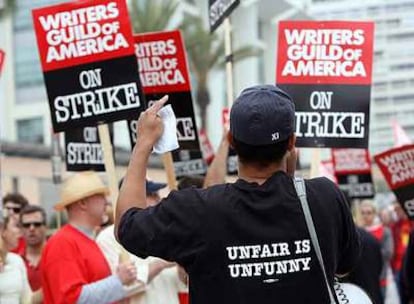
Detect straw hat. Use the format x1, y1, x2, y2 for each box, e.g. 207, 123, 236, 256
55, 171, 110, 211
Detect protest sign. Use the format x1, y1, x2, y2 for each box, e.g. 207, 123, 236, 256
375, 145, 414, 218
0, 49, 4, 75
64, 125, 113, 172
172, 149, 207, 178
32, 0, 144, 132
222, 108, 237, 174
132, 30, 200, 150
332, 149, 375, 199
209, 0, 240, 32
276, 21, 374, 148
199, 129, 215, 165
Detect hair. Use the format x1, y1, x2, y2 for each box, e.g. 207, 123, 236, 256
19, 205, 47, 225
0, 217, 11, 264
360, 200, 377, 214
3, 193, 29, 209
177, 175, 204, 190
231, 136, 290, 167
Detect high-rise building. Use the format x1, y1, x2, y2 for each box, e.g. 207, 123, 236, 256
305, 0, 414, 154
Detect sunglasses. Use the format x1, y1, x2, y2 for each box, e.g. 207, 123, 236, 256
361, 211, 374, 215
4, 206, 21, 213
21, 222, 45, 229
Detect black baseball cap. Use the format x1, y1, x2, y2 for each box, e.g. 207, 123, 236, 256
146, 180, 167, 194
118, 177, 167, 195
230, 85, 295, 145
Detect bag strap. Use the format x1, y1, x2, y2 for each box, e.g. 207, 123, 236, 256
293, 177, 339, 304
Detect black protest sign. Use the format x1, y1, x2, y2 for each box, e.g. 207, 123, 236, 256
209, 0, 240, 32
172, 149, 207, 178
32, 0, 144, 132
375, 145, 414, 219
132, 30, 200, 150
332, 149, 375, 199
276, 21, 374, 148
64, 125, 113, 172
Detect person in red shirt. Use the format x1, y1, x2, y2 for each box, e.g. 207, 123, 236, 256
19, 205, 48, 303
41, 171, 137, 304
390, 202, 413, 303
359, 200, 393, 301
2, 193, 29, 254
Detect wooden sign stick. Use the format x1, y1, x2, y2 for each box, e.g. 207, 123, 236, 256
162, 152, 177, 191
224, 18, 234, 107
98, 124, 119, 207
97, 124, 130, 264
309, 149, 321, 178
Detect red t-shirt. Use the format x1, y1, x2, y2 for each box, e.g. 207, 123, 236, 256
41, 225, 112, 304
391, 219, 412, 272
22, 253, 42, 291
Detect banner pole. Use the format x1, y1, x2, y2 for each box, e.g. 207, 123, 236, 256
309, 149, 321, 178
51, 131, 63, 229
162, 152, 177, 191
224, 18, 234, 107
98, 124, 119, 208
97, 124, 131, 266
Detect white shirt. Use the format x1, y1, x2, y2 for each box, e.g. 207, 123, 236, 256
0, 253, 32, 304
96, 225, 187, 304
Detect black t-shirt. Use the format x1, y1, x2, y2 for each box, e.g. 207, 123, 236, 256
118, 171, 360, 304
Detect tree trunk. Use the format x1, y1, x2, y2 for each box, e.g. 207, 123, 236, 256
197, 87, 210, 130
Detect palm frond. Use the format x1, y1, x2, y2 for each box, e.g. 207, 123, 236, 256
129, 0, 179, 34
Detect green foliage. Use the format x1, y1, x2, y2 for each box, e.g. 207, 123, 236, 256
129, 0, 179, 33
0, 0, 16, 19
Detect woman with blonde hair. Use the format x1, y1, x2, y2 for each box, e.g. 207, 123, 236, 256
359, 200, 394, 302
0, 216, 32, 303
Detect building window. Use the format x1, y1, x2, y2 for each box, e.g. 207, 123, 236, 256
16, 117, 44, 144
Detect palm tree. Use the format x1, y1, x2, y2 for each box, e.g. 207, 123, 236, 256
0, 0, 16, 18
129, 0, 178, 33
128, 0, 261, 130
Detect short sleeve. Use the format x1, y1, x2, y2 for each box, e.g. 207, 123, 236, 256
334, 185, 361, 275
118, 188, 206, 268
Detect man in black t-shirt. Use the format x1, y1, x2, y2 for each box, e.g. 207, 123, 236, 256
115, 85, 360, 304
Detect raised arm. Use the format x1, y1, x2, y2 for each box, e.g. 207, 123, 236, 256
115, 96, 168, 239
203, 131, 230, 188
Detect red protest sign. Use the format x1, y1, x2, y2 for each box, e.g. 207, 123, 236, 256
277, 21, 374, 85
32, 0, 143, 133
32, 0, 134, 72
276, 21, 374, 149
222, 108, 230, 132
0, 49, 4, 74
375, 144, 414, 218
135, 30, 191, 94
199, 129, 214, 165
332, 149, 371, 175
375, 145, 414, 191
332, 149, 375, 199
133, 30, 199, 150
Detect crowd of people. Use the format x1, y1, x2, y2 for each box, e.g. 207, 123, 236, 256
0, 84, 413, 303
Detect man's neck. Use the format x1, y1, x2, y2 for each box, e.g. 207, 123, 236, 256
26, 243, 44, 256
238, 161, 285, 185
69, 217, 95, 233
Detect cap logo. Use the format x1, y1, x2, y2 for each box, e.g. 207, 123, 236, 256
272, 132, 280, 141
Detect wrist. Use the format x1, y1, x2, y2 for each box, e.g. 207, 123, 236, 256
134, 142, 153, 155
